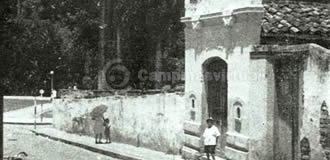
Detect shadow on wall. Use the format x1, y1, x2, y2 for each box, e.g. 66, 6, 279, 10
55, 94, 186, 154
68, 112, 182, 154
71, 114, 93, 136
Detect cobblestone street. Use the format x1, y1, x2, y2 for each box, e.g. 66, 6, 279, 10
3, 125, 117, 160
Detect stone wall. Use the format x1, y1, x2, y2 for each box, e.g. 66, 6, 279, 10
301, 54, 330, 160
52, 92, 185, 154
251, 44, 330, 160
320, 101, 330, 160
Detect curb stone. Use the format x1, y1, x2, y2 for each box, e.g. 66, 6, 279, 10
4, 122, 52, 125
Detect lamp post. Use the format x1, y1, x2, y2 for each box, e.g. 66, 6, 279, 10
34, 97, 37, 129
50, 71, 54, 92
39, 89, 44, 122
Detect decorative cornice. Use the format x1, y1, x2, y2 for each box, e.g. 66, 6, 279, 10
181, 6, 264, 24
251, 43, 330, 59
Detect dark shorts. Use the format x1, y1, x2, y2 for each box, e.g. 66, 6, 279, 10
204, 145, 216, 154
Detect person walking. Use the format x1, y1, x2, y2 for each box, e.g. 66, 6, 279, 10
202, 117, 220, 160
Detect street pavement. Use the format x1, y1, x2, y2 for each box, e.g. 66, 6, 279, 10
3, 101, 182, 160
33, 127, 183, 160
2, 99, 221, 160
3, 124, 118, 160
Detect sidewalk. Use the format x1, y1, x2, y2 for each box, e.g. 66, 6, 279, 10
31, 127, 183, 160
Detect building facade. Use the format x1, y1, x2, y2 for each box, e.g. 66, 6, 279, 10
181, 0, 330, 160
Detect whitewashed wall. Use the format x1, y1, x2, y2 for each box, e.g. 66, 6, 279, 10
184, 0, 262, 18
301, 55, 330, 160
53, 93, 185, 153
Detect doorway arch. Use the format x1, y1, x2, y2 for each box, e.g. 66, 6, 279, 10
202, 57, 228, 157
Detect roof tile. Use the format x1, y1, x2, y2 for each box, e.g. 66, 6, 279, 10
262, 1, 330, 36
283, 7, 293, 13
269, 7, 277, 13
290, 27, 300, 33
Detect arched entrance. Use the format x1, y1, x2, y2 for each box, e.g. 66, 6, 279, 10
203, 57, 228, 157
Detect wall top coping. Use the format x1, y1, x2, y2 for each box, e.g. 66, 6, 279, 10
3, 96, 52, 101
181, 6, 264, 23
59, 89, 185, 100
251, 43, 330, 59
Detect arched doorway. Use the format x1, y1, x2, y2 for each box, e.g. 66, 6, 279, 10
203, 57, 228, 157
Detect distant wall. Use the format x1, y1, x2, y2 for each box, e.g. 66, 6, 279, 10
3, 96, 51, 112
53, 92, 185, 154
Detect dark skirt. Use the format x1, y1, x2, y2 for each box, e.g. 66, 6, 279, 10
93, 119, 104, 134
204, 145, 216, 154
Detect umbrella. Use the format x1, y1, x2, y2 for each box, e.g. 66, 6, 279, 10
90, 105, 108, 118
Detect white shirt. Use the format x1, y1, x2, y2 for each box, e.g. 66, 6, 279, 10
202, 125, 220, 145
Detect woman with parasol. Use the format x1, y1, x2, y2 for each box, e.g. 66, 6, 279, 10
90, 105, 108, 144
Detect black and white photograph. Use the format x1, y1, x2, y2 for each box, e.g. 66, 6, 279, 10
1, 0, 330, 160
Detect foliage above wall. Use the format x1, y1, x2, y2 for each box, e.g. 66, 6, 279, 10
0, 0, 185, 95
0, 0, 100, 96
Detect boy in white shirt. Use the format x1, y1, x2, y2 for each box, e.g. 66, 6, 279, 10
202, 117, 220, 160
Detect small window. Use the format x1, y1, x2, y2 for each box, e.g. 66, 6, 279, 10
189, 94, 196, 109
236, 107, 241, 119
192, 99, 195, 108
234, 102, 242, 119
233, 101, 243, 133
189, 94, 197, 121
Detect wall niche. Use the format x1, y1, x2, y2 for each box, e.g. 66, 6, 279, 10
320, 101, 330, 160
233, 101, 243, 133
301, 137, 311, 160
189, 94, 197, 121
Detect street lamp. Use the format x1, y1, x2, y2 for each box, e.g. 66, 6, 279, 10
39, 89, 44, 122
39, 89, 44, 97
50, 71, 54, 92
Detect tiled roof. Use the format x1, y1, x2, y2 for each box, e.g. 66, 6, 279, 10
262, 2, 330, 37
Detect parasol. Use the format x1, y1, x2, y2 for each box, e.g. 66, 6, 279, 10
90, 104, 108, 118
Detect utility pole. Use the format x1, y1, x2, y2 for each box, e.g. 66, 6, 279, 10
34, 97, 37, 130
39, 89, 44, 122
98, 0, 106, 90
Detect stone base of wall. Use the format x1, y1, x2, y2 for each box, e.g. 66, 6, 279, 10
182, 146, 201, 160
225, 147, 248, 160
226, 132, 249, 152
